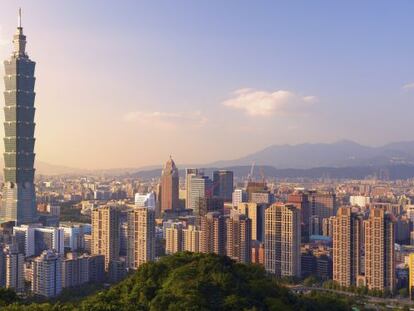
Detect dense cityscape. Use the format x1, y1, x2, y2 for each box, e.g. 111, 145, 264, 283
1, 4, 414, 311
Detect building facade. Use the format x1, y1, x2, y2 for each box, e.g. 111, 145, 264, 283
265, 203, 301, 277
1, 10, 37, 225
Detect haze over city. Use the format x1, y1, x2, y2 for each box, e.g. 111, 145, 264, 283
1, 1, 414, 170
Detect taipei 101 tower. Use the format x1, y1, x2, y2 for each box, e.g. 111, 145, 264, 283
1, 9, 37, 225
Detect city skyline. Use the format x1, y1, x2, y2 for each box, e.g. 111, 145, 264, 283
1, 1, 414, 170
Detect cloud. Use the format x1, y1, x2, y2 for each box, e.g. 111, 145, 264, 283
402, 82, 414, 90
222, 88, 317, 116
123, 110, 208, 129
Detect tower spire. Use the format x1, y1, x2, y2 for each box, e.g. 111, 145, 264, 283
18, 8, 22, 28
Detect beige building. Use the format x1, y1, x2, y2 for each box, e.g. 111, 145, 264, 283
409, 253, 414, 299
265, 203, 301, 277
226, 212, 251, 263
332, 207, 363, 288
364, 208, 395, 293
127, 207, 155, 269
237, 202, 264, 241
91, 206, 120, 270
182, 225, 201, 253
200, 212, 225, 256
165, 222, 183, 255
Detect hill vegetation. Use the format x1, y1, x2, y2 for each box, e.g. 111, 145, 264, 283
2, 252, 355, 310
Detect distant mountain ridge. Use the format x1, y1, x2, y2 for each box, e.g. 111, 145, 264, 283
2, 140, 414, 177
209, 140, 414, 169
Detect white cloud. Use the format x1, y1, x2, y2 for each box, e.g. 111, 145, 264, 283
123, 110, 207, 129
222, 88, 317, 116
402, 82, 414, 90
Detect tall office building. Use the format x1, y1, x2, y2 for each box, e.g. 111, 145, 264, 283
364, 208, 396, 292
3, 244, 24, 292
237, 203, 265, 242
332, 207, 363, 288
188, 175, 212, 216
213, 170, 234, 202
159, 157, 180, 213
287, 192, 310, 239
1, 9, 37, 225
185, 168, 198, 209
232, 188, 247, 207
226, 212, 251, 263
91, 206, 120, 270
32, 250, 62, 298
165, 222, 183, 255
182, 225, 201, 253
200, 212, 225, 256
126, 207, 155, 269
265, 203, 301, 277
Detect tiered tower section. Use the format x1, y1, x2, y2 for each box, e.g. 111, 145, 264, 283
1, 9, 37, 224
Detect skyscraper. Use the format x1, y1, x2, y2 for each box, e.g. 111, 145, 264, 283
160, 157, 180, 213
200, 212, 225, 256
226, 212, 251, 263
165, 222, 183, 255
3, 244, 24, 293
185, 168, 198, 209
91, 206, 120, 270
364, 208, 396, 293
265, 203, 301, 278
32, 250, 62, 298
126, 207, 155, 269
182, 225, 201, 253
1, 10, 37, 225
237, 202, 265, 242
213, 170, 234, 202
332, 207, 363, 288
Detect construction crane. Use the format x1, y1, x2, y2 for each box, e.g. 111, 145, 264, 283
247, 161, 255, 182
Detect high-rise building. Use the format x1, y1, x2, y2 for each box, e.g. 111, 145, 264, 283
409, 253, 414, 300
322, 216, 335, 238
213, 170, 234, 202
3, 244, 24, 292
332, 207, 363, 288
159, 157, 180, 213
13, 224, 64, 257
188, 175, 212, 216
226, 212, 251, 263
60, 222, 91, 252
32, 250, 62, 298
134, 191, 156, 208
287, 192, 310, 239
165, 222, 183, 255
91, 206, 120, 270
364, 208, 396, 292
185, 168, 199, 209
1, 9, 37, 225
237, 203, 265, 242
232, 188, 247, 207
62, 253, 89, 288
200, 212, 225, 256
265, 203, 301, 277
182, 225, 201, 253
126, 207, 155, 269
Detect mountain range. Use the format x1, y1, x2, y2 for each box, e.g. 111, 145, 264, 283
2, 140, 414, 177
209, 140, 414, 169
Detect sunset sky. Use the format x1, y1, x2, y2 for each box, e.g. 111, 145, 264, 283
1, 1, 414, 169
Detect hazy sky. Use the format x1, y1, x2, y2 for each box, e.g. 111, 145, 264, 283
0, 1, 414, 169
